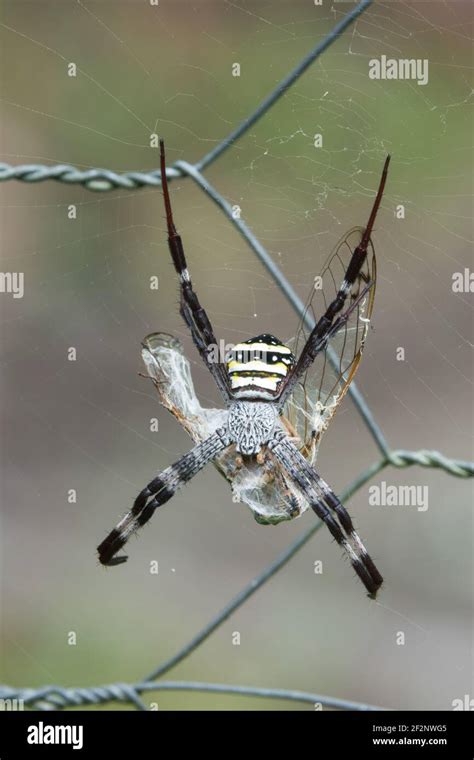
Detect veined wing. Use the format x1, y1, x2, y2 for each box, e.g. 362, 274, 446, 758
284, 226, 376, 463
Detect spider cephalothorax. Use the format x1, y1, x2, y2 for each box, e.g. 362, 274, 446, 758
97, 140, 390, 598
227, 401, 278, 455
226, 334, 296, 401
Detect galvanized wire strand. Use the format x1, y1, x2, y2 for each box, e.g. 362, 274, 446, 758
387, 449, 474, 477
0, 682, 385, 712
0, 163, 168, 191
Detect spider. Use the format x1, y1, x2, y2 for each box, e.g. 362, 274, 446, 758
97, 140, 390, 598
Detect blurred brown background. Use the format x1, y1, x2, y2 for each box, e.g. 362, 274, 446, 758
1, 0, 472, 710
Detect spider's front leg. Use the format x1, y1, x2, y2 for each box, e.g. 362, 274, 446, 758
97, 429, 230, 566
278, 155, 390, 408
159, 140, 232, 403
268, 431, 383, 597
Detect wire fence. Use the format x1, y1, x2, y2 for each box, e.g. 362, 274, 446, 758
1, 0, 472, 712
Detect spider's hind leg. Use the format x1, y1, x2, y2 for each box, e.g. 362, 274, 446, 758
269, 432, 383, 597
314, 475, 383, 589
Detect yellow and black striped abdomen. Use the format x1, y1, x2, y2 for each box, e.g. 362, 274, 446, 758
227, 334, 296, 400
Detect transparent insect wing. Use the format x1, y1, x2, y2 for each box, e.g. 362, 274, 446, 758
141, 332, 228, 442
284, 226, 376, 464
141, 332, 310, 524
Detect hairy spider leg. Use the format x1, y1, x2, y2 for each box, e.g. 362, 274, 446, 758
160, 139, 231, 402
279, 155, 390, 407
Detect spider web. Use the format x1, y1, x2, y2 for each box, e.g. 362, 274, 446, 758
0, 0, 472, 711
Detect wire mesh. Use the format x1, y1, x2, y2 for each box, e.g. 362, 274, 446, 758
0, 0, 472, 711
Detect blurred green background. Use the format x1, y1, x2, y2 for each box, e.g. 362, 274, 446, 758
1, 0, 472, 710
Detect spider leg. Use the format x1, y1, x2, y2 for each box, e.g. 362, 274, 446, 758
278, 155, 390, 408
97, 429, 229, 566
160, 139, 231, 402
268, 432, 383, 597
297, 459, 383, 589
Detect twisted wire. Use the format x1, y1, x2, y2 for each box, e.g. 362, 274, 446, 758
0, 681, 385, 712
